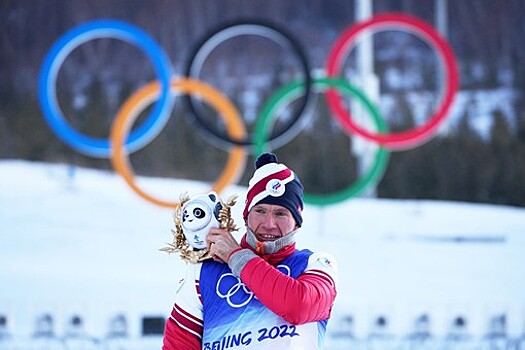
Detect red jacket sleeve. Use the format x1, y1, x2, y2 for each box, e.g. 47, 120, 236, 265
162, 303, 202, 350
239, 256, 337, 325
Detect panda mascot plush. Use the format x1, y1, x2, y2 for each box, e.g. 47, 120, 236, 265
180, 191, 222, 250
161, 191, 238, 263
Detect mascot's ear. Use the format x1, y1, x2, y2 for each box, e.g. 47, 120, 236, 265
208, 192, 217, 203
213, 202, 222, 221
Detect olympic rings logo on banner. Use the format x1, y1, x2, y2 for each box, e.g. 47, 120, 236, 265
38, 13, 459, 208
216, 273, 255, 308
216, 265, 290, 308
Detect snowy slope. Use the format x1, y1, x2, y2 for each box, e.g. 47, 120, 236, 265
1, 160, 524, 340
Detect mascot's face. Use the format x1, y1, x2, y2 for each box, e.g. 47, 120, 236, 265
181, 192, 221, 249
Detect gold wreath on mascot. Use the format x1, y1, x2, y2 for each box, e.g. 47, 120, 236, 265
161, 191, 238, 263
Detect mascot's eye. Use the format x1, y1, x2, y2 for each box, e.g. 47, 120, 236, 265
193, 208, 205, 219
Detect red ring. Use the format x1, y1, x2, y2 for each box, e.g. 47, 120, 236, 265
326, 13, 459, 150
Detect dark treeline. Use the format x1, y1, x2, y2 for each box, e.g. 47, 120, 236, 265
1, 0, 525, 207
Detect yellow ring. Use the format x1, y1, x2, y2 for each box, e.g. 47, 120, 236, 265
110, 78, 247, 208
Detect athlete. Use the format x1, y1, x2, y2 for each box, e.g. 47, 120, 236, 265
162, 152, 338, 349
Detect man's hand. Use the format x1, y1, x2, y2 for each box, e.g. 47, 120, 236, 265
206, 227, 241, 263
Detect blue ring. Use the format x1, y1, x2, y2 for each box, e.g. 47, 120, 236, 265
38, 19, 173, 158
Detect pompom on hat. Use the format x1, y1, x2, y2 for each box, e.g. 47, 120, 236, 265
243, 153, 304, 227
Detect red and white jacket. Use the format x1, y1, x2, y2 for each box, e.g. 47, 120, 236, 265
163, 235, 338, 349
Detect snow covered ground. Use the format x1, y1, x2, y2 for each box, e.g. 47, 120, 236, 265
1, 160, 524, 346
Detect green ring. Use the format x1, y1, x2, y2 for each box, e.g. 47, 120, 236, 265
254, 77, 390, 206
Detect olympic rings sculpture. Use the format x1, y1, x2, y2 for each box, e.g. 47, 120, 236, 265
254, 77, 390, 206
38, 19, 173, 158
184, 19, 312, 149
326, 13, 459, 150
110, 78, 247, 208
38, 13, 459, 208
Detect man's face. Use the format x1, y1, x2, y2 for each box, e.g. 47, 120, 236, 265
246, 203, 297, 242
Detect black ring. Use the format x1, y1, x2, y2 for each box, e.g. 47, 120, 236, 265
184, 19, 312, 148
